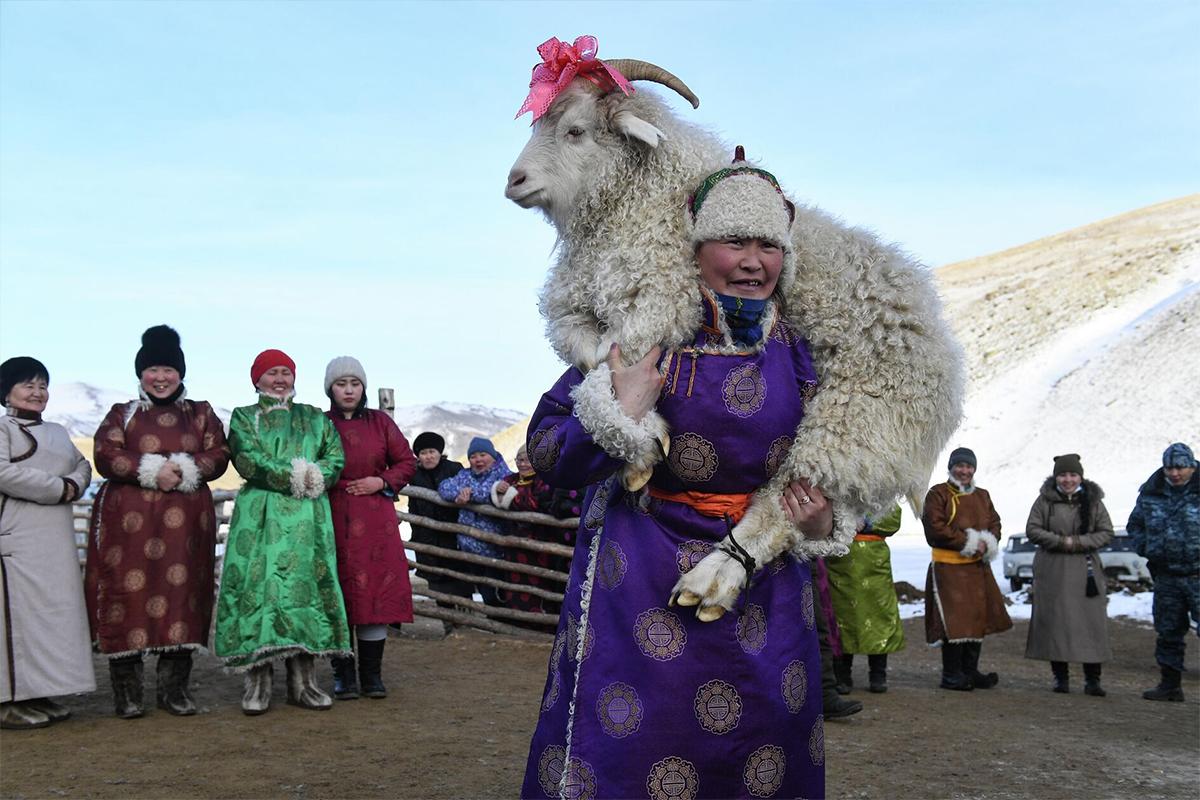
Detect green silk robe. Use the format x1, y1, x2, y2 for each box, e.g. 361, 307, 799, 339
825, 504, 906, 655
214, 395, 350, 669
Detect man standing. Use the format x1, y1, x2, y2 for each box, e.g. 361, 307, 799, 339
1129, 442, 1200, 702
922, 447, 1013, 690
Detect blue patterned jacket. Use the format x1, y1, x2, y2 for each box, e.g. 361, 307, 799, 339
1128, 469, 1200, 576
437, 457, 510, 557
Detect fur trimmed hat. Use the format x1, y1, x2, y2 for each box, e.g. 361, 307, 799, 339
135, 325, 186, 379
686, 146, 797, 293
947, 446, 977, 470
412, 431, 446, 454
324, 356, 367, 396
1053, 453, 1084, 477
1, 356, 49, 404
1163, 442, 1196, 469
250, 349, 296, 386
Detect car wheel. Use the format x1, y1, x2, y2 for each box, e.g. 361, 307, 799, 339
1009, 578, 1024, 592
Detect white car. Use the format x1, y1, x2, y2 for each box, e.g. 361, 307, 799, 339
1002, 530, 1151, 592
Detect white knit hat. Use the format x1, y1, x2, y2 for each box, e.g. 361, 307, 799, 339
686, 146, 797, 292
324, 356, 367, 396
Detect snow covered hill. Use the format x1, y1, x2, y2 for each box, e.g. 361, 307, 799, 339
931, 194, 1200, 534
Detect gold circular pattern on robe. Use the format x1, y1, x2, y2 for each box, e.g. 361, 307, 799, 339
111, 455, 133, 476
595, 681, 643, 738
667, 432, 718, 483
123, 569, 146, 592
234, 454, 256, 479
634, 608, 687, 661
106, 603, 126, 624
121, 511, 144, 533
168, 621, 189, 644
348, 518, 367, 538
809, 717, 825, 766
314, 559, 328, 580
163, 506, 186, 529
276, 549, 298, 572
248, 554, 266, 584
743, 744, 786, 797
235, 530, 255, 557
583, 480, 611, 529
264, 578, 282, 604
222, 563, 242, 592
106, 427, 125, 442
541, 668, 561, 712
156, 412, 179, 428
144, 537, 167, 560
179, 433, 199, 451
676, 540, 714, 574
198, 510, 211, 531
596, 539, 628, 590
529, 426, 561, 473
764, 436, 792, 480
166, 563, 189, 586
104, 545, 124, 567
290, 580, 313, 607
736, 603, 768, 655
537, 746, 567, 797
145, 595, 169, 619
138, 434, 162, 453
722, 363, 767, 418
770, 319, 796, 345
292, 519, 315, 547
781, 659, 809, 713
646, 756, 700, 800
694, 678, 742, 735
801, 581, 815, 630
140, 489, 158, 502
562, 757, 597, 800
126, 628, 149, 650
565, 613, 595, 662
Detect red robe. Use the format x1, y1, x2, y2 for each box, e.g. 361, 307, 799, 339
85, 399, 229, 655
327, 410, 416, 626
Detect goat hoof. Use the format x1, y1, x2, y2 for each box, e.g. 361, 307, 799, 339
674, 590, 701, 607
697, 605, 726, 622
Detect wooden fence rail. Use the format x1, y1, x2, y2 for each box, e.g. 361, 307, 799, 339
70, 485, 576, 640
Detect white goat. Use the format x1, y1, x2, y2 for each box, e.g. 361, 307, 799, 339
507, 59, 964, 618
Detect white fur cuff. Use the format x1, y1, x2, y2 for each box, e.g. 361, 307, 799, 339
978, 530, 999, 562
570, 364, 668, 472
792, 504, 854, 560
169, 453, 202, 493
490, 482, 518, 509
290, 458, 313, 499
961, 528, 985, 559
304, 463, 325, 499
137, 453, 169, 490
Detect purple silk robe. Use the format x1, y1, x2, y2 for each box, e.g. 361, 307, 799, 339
521, 299, 825, 800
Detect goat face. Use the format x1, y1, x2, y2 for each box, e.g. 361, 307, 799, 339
505, 84, 665, 233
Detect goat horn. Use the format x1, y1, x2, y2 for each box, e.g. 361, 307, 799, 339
605, 59, 700, 109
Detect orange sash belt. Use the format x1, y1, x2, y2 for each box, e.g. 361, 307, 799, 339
931, 548, 981, 565
647, 487, 753, 524
854, 533, 885, 542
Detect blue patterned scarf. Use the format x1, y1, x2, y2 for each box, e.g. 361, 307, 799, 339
716, 293, 769, 347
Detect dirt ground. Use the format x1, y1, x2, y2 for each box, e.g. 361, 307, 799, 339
2, 616, 1197, 800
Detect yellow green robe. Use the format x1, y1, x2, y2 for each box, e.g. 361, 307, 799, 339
825, 505, 906, 655
214, 395, 350, 669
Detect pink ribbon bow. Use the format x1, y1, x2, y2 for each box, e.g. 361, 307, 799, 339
515, 35, 633, 122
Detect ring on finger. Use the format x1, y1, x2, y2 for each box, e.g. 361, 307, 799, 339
798, 495, 812, 504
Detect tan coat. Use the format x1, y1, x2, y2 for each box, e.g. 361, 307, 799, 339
0, 413, 95, 701
1024, 478, 1114, 663
922, 480, 1013, 643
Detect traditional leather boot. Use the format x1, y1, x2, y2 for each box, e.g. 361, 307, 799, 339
286, 654, 333, 710
832, 654, 854, 695
109, 656, 145, 719
963, 641, 999, 689
241, 662, 273, 715
1142, 665, 1184, 702
0, 701, 52, 730
25, 697, 71, 722
1083, 663, 1106, 697
331, 656, 359, 700
156, 652, 198, 715
1051, 661, 1070, 693
868, 654, 888, 693
939, 643, 973, 691
357, 639, 387, 699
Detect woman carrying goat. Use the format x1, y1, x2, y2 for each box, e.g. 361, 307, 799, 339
521, 151, 828, 799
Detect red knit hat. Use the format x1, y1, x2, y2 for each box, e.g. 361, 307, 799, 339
251, 349, 296, 386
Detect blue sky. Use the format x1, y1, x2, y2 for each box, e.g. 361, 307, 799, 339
2, 0, 1197, 415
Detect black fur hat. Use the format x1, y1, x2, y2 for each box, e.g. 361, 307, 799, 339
1, 356, 49, 404
134, 325, 186, 379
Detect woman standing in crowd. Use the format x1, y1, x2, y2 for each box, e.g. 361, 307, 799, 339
0, 357, 94, 729
827, 504, 906, 694
1024, 454, 1114, 696
85, 326, 229, 719
521, 152, 829, 798
923, 447, 1012, 691
214, 349, 349, 715
408, 431, 471, 630
324, 356, 415, 700
437, 437, 509, 608
491, 444, 575, 620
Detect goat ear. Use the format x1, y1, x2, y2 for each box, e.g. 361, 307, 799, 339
613, 110, 666, 148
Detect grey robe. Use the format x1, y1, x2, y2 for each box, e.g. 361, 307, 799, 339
0, 413, 95, 701
1024, 478, 1114, 664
